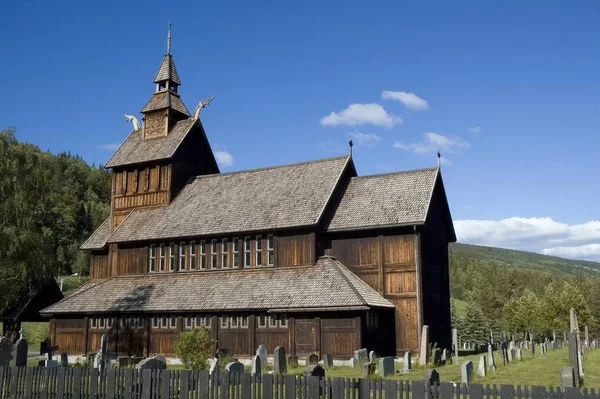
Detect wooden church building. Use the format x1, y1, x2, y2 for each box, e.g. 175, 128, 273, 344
41, 30, 456, 360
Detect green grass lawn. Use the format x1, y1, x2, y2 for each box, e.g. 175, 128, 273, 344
0, 322, 49, 348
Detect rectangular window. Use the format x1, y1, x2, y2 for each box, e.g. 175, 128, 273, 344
179, 243, 186, 271
220, 317, 228, 329
152, 317, 159, 328
232, 238, 239, 268
190, 241, 197, 270
258, 315, 267, 328
240, 317, 248, 329
185, 316, 193, 329
99, 318, 105, 329
256, 236, 262, 267
199, 241, 206, 270
159, 244, 165, 271
267, 235, 274, 266
244, 237, 251, 268
221, 238, 228, 268
170, 316, 177, 329
230, 316, 238, 328
278, 317, 288, 328
161, 316, 167, 329
90, 318, 97, 329
107, 318, 113, 328
120, 318, 127, 328
204, 316, 212, 328
149, 245, 156, 272
168, 243, 175, 271
269, 316, 277, 328
211, 239, 217, 269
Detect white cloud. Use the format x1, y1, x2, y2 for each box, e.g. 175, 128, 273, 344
381, 90, 429, 110
214, 150, 233, 167
468, 126, 482, 133
320, 103, 400, 128
349, 131, 381, 146
393, 132, 469, 159
454, 217, 600, 261
98, 143, 120, 151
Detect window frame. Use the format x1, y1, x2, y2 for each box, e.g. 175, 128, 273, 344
258, 315, 267, 328
240, 316, 248, 329
255, 235, 262, 267
152, 317, 159, 329
90, 318, 97, 329
179, 242, 186, 271
199, 240, 206, 270
211, 239, 218, 269
190, 241, 197, 270
267, 235, 274, 266
149, 245, 156, 272
168, 243, 175, 272
269, 316, 277, 328
159, 244, 165, 271
220, 317, 229, 329
230, 316, 239, 329
232, 238, 239, 268
244, 237, 251, 268
221, 238, 228, 269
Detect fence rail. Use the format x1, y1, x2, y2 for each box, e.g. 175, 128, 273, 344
0, 366, 597, 399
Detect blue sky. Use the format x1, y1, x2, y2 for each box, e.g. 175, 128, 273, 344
2, 1, 600, 260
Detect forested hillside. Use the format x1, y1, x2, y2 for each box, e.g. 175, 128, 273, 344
0, 128, 110, 313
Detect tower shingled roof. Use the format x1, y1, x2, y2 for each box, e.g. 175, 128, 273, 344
153, 54, 181, 85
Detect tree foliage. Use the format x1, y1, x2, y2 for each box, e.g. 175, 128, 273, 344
0, 128, 110, 313
174, 326, 216, 371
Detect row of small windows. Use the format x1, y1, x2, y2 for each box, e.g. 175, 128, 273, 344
149, 236, 274, 272
89, 315, 288, 330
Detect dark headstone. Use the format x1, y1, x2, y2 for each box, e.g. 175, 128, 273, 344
560, 366, 576, 388
0, 338, 12, 367
215, 348, 231, 359
225, 361, 244, 374
136, 356, 167, 370
461, 361, 473, 385
423, 369, 439, 388
60, 352, 68, 367
304, 364, 325, 378
431, 348, 442, 366
251, 355, 261, 376
273, 346, 286, 374
361, 362, 375, 378
568, 332, 581, 386
322, 354, 333, 368
307, 353, 319, 365
379, 357, 394, 377
100, 333, 108, 354
402, 351, 412, 372
14, 339, 28, 367
287, 355, 298, 368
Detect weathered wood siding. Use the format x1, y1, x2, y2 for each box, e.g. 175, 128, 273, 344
276, 233, 313, 267
320, 317, 360, 357
90, 250, 110, 280
324, 230, 419, 355
54, 319, 86, 354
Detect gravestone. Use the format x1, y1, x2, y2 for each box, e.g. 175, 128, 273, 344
60, 352, 68, 367
308, 353, 319, 365
136, 356, 167, 370
0, 338, 12, 367
516, 349, 522, 361
584, 326, 589, 347
287, 355, 298, 368
509, 341, 515, 351
225, 361, 244, 374
93, 351, 104, 370
418, 325, 430, 366
322, 354, 333, 369
100, 333, 108, 355
209, 361, 218, 375
350, 357, 359, 368
354, 348, 368, 364
569, 332, 581, 386
461, 361, 473, 385
273, 346, 286, 374
441, 349, 447, 364
508, 349, 515, 362
477, 355, 486, 377
369, 351, 377, 363
423, 369, 439, 388
431, 348, 442, 366
256, 345, 268, 365
45, 360, 58, 367
215, 348, 231, 359
361, 362, 375, 378
570, 308, 579, 332
304, 364, 325, 378
560, 366, 576, 389
452, 328, 459, 364
14, 338, 28, 367
379, 357, 394, 377
402, 351, 412, 372
487, 344, 496, 373
251, 355, 261, 376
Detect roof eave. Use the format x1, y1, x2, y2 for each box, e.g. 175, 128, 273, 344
325, 222, 425, 234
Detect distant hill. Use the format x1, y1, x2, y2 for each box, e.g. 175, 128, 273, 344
450, 242, 600, 277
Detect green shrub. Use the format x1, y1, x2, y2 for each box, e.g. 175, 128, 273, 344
174, 326, 216, 371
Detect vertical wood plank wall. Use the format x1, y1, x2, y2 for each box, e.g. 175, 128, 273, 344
326, 233, 419, 355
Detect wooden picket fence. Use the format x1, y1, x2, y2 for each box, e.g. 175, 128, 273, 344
0, 366, 598, 399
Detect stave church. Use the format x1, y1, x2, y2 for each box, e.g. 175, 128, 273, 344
41, 28, 455, 360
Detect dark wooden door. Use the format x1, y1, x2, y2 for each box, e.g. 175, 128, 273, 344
295, 319, 318, 355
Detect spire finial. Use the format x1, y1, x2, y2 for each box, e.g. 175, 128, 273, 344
167, 22, 172, 54
349, 140, 353, 157
437, 151, 441, 168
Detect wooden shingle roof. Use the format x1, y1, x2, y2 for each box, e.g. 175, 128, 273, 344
80, 218, 111, 250
153, 54, 181, 85
140, 91, 190, 115
40, 256, 393, 315
324, 168, 439, 232
106, 156, 351, 243
104, 119, 196, 168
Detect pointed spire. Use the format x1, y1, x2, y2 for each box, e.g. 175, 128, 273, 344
167, 22, 172, 54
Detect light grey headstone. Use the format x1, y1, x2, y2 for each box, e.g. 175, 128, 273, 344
45, 360, 58, 367
0, 338, 12, 367
225, 361, 244, 374
273, 346, 286, 374
560, 366, 576, 388
209, 360, 218, 375
14, 338, 28, 367
379, 357, 394, 377
369, 351, 377, 363
136, 356, 167, 370
350, 357, 358, 368
354, 348, 368, 364
361, 362, 375, 378
461, 361, 473, 385
477, 355, 486, 377
516, 349, 522, 361
487, 344, 496, 373
251, 355, 261, 376
60, 352, 68, 367
322, 354, 333, 369
402, 351, 412, 371
584, 326, 589, 347
568, 332, 581, 386
418, 325, 430, 366
93, 351, 104, 370
256, 344, 267, 365
508, 349, 515, 362
441, 348, 447, 363
570, 308, 579, 332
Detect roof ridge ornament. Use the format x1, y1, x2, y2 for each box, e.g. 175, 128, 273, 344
193, 96, 215, 120
348, 140, 353, 157
437, 151, 441, 169
123, 114, 141, 131
167, 22, 172, 54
